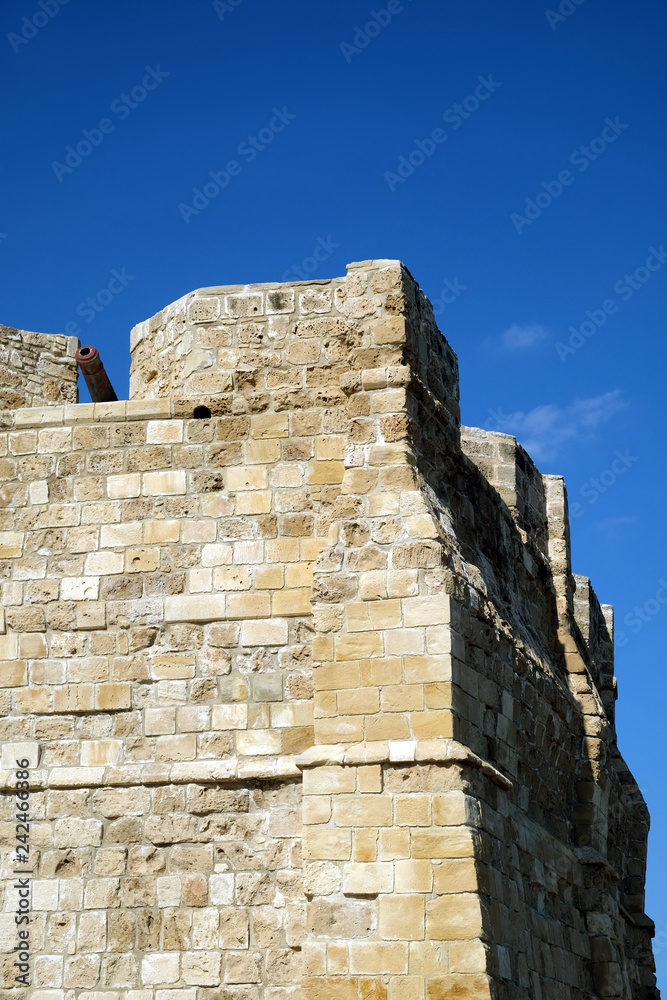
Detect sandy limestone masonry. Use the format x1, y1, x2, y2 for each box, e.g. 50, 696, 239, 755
0, 260, 660, 1000
0, 324, 78, 411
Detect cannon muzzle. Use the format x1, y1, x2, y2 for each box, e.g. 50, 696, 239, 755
75, 345, 118, 403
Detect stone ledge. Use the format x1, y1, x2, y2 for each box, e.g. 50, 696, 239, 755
295, 738, 513, 789
618, 904, 656, 933
575, 846, 620, 880
0, 756, 301, 791
339, 365, 411, 395
0, 743, 513, 789
5, 398, 174, 429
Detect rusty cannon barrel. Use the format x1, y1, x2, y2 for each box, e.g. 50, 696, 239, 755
75, 345, 118, 403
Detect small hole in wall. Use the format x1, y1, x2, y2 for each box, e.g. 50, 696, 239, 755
193, 405, 212, 419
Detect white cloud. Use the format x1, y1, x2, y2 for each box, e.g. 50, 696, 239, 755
487, 390, 627, 461
500, 323, 549, 350
595, 515, 637, 539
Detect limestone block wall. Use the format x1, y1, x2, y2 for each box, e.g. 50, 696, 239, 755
0, 260, 660, 1000
0, 395, 311, 997
0, 325, 78, 410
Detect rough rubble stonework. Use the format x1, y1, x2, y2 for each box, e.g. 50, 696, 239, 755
0, 259, 660, 999
0, 325, 78, 411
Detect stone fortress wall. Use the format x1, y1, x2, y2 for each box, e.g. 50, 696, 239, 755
0, 261, 660, 999
0, 325, 78, 411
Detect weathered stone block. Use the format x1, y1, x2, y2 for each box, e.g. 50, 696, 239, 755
165, 594, 226, 623
425, 895, 484, 941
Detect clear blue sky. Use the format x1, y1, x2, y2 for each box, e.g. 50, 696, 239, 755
1, 0, 665, 980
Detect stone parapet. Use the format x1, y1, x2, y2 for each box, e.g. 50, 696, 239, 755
0, 323, 78, 410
